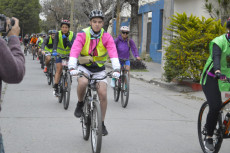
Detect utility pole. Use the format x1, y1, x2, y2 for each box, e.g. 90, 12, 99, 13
70, 0, 74, 31
116, 0, 120, 37
161, 0, 174, 80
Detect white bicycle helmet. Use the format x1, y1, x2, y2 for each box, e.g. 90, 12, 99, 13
89, 9, 104, 20
120, 26, 130, 32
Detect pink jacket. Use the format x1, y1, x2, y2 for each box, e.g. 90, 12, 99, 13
70, 32, 118, 58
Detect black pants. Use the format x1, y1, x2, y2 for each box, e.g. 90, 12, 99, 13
202, 75, 222, 136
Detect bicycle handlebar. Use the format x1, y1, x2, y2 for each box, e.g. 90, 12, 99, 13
51, 52, 69, 58
207, 71, 230, 83
77, 70, 112, 81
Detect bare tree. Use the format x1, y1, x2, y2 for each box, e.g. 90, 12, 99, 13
41, 0, 127, 32
204, 0, 230, 25
42, 0, 71, 30
125, 0, 139, 46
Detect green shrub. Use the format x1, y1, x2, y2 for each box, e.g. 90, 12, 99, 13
164, 12, 226, 82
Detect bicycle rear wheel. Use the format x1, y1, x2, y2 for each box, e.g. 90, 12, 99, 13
91, 101, 102, 153
121, 74, 129, 108
63, 72, 71, 110
113, 78, 120, 102
198, 101, 223, 153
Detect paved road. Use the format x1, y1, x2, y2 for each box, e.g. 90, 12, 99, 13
0, 54, 230, 153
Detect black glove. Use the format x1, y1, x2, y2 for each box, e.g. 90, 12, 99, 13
215, 72, 226, 80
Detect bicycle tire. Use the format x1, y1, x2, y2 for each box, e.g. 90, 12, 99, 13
198, 101, 223, 153
82, 98, 90, 140
33, 51, 35, 60
51, 63, 56, 86
58, 75, 64, 103
91, 101, 102, 153
47, 64, 53, 85
41, 55, 45, 69
113, 78, 120, 102
63, 73, 71, 110
121, 74, 129, 108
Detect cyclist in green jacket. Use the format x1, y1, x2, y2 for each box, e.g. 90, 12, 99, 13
200, 18, 230, 151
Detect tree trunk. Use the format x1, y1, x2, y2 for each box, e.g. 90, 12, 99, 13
129, 0, 139, 48
116, 0, 121, 37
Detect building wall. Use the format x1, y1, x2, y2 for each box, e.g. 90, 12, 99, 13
174, 0, 210, 19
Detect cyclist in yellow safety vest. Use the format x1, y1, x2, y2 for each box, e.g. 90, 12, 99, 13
37, 33, 46, 62
40, 30, 56, 73
52, 20, 76, 96
68, 9, 121, 136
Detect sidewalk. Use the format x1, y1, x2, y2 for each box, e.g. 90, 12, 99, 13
105, 61, 206, 100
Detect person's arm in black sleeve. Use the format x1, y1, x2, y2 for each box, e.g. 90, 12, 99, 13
53, 32, 59, 50
212, 43, 221, 72
67, 33, 76, 48
41, 37, 48, 50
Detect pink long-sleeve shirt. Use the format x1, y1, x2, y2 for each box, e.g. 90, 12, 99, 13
70, 32, 118, 58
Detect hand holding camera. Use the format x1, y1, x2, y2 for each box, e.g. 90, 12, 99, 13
7, 17, 20, 37
0, 14, 20, 37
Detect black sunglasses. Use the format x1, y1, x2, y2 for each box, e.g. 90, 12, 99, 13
122, 31, 129, 35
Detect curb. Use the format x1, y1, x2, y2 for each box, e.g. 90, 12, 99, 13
105, 63, 193, 93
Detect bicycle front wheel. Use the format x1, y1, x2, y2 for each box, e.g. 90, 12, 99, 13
91, 101, 102, 153
47, 64, 52, 85
33, 50, 35, 60
198, 101, 223, 153
82, 100, 90, 140
113, 78, 120, 102
121, 74, 129, 108
51, 62, 56, 86
58, 75, 64, 103
63, 73, 71, 110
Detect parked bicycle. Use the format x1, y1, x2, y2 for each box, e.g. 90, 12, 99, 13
55, 54, 72, 110
113, 59, 130, 108
198, 77, 230, 153
77, 70, 112, 153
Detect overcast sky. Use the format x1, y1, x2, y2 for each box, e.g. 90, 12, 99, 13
39, 0, 46, 20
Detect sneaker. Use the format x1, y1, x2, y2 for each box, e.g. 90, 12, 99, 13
205, 138, 214, 151
43, 67, 47, 73
110, 78, 116, 88
102, 124, 108, 136
53, 89, 58, 97
53, 84, 58, 97
74, 102, 84, 118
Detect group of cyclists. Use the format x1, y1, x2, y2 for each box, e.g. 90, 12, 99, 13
17, 8, 230, 153
24, 9, 140, 138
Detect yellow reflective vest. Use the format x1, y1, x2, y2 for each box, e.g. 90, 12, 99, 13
57, 30, 73, 55
80, 27, 108, 67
